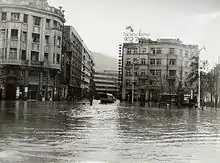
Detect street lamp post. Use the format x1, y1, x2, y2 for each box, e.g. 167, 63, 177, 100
132, 62, 135, 104
197, 46, 205, 109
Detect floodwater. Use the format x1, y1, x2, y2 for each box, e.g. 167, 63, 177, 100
0, 100, 220, 163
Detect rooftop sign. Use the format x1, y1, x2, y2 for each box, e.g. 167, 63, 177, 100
123, 25, 150, 43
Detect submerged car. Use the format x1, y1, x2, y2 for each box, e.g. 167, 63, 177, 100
100, 93, 115, 104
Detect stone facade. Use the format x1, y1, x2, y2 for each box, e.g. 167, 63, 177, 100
0, 0, 65, 100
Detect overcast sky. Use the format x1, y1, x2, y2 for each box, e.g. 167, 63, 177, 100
48, 0, 220, 66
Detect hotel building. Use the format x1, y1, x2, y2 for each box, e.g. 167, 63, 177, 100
121, 38, 198, 102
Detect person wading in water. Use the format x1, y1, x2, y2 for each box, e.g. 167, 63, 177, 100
89, 91, 94, 106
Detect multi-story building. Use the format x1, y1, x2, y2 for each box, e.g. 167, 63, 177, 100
95, 70, 119, 98
121, 38, 198, 102
81, 43, 95, 98
62, 25, 95, 100
0, 0, 65, 101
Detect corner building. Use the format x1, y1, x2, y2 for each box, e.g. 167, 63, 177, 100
121, 38, 198, 102
0, 0, 65, 100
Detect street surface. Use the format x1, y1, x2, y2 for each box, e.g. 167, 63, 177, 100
0, 100, 220, 162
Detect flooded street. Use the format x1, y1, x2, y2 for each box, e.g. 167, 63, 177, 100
0, 101, 220, 162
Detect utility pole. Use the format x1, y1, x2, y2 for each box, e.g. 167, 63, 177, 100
132, 61, 135, 104
197, 46, 205, 109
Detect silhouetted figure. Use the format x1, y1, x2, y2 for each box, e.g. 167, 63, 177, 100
89, 92, 93, 106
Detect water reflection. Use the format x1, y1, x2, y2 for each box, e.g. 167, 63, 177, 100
0, 101, 220, 162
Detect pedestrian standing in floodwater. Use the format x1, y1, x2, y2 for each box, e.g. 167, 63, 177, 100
89, 92, 93, 106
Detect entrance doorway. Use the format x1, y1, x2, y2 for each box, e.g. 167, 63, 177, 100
5, 84, 16, 101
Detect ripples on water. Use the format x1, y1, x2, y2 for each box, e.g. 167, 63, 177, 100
0, 101, 220, 162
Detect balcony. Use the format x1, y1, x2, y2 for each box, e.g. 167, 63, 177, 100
0, 59, 29, 66
22, 24, 28, 31
10, 22, 21, 29
167, 75, 177, 80
44, 45, 49, 53
21, 42, 27, 49
45, 29, 51, 35
50, 64, 60, 70
32, 26, 40, 33
32, 43, 40, 51
31, 60, 44, 67
10, 40, 18, 48
138, 75, 148, 79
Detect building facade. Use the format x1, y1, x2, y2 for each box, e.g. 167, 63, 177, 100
121, 38, 198, 102
81, 44, 95, 98
0, 0, 65, 100
62, 25, 95, 100
95, 71, 119, 98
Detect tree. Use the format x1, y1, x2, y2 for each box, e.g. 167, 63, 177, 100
185, 56, 211, 101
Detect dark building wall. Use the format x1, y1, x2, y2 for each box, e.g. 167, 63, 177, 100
62, 26, 83, 99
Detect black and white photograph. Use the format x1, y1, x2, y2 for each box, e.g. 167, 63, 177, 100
0, 0, 220, 162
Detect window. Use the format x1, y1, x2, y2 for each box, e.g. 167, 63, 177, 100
11, 13, 20, 21
23, 14, 28, 23
126, 70, 131, 76
151, 48, 156, 54
156, 48, 162, 54
29, 70, 38, 76
179, 49, 183, 56
185, 51, 188, 57
53, 20, 57, 29
11, 29, 18, 39
134, 80, 137, 86
33, 16, 41, 26
0, 29, 5, 37
45, 35, 49, 44
141, 58, 146, 64
54, 36, 56, 46
150, 59, 155, 65
44, 53, 48, 60
169, 80, 175, 87
126, 80, 130, 86
169, 48, 175, 54
56, 54, 60, 64
169, 70, 176, 76
31, 51, 39, 61
57, 36, 61, 47
150, 69, 155, 75
1, 12, 7, 21
21, 50, 26, 60
134, 71, 138, 76
32, 33, 40, 42
126, 58, 131, 65
169, 59, 176, 65
53, 53, 55, 64
133, 48, 137, 54
156, 59, 161, 65
156, 69, 161, 76
22, 31, 27, 42
142, 48, 146, 53
46, 19, 50, 28
140, 70, 146, 76
9, 48, 17, 60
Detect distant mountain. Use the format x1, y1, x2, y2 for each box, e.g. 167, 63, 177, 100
92, 52, 117, 72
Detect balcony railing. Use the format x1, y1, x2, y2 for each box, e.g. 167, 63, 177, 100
50, 64, 60, 70
33, 26, 41, 33
31, 60, 44, 67
32, 43, 40, 51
